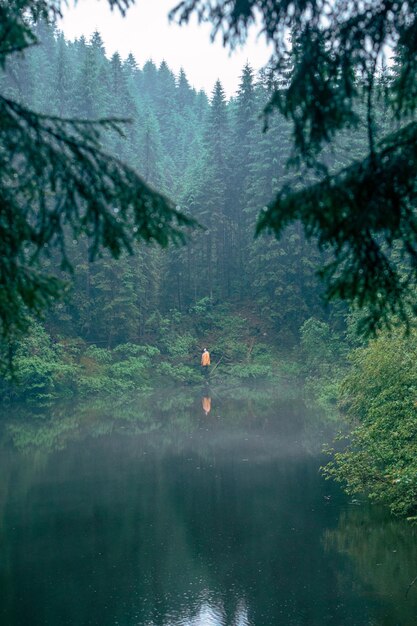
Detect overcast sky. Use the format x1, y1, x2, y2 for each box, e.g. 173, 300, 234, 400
59, 0, 272, 98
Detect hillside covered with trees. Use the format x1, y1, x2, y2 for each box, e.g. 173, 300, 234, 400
2, 14, 417, 521
4, 7, 417, 626
0, 20, 336, 397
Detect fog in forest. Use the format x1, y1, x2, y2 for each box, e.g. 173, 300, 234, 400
2, 5, 417, 626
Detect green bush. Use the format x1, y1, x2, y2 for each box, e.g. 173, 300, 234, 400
298, 317, 347, 410
108, 357, 152, 391
163, 333, 197, 359
155, 361, 201, 384
323, 330, 417, 517
5, 323, 78, 401
251, 343, 275, 365
78, 343, 157, 394
113, 343, 160, 359
83, 345, 112, 364
299, 317, 346, 376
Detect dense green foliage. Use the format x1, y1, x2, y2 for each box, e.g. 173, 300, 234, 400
172, 0, 417, 332
298, 317, 347, 411
0, 19, 330, 389
0, 300, 292, 401
4, 0, 417, 337
0, 0, 192, 342
3, 3, 417, 520
323, 329, 417, 518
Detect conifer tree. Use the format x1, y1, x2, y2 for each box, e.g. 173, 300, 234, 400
176, 68, 195, 112
1, 11, 333, 347
0, 1, 192, 345
171, 0, 417, 331
202, 80, 231, 298
229, 63, 258, 295
53, 32, 75, 116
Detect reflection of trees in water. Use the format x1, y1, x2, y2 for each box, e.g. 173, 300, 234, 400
0, 424, 357, 626
1, 384, 329, 459
323, 506, 417, 625
0, 429, 291, 624
2, 392, 398, 626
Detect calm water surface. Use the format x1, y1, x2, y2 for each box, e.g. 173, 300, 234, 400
0, 385, 416, 626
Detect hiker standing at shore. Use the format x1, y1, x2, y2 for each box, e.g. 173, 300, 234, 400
201, 348, 210, 378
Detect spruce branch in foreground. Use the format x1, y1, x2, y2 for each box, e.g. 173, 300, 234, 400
171, 0, 417, 331
0, 94, 195, 338
0, 0, 195, 344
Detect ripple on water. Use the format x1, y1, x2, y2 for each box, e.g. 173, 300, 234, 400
164, 595, 250, 626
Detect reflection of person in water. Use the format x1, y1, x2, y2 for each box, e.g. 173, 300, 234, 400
202, 395, 211, 415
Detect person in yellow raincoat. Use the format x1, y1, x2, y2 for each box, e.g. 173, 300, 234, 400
201, 348, 210, 378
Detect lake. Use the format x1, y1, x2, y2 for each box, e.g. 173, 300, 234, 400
0, 384, 416, 625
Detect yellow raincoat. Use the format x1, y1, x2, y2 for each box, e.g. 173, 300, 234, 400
201, 350, 210, 366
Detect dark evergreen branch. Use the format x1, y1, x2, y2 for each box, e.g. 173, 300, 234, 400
170, 0, 417, 330
0, 76, 196, 339
256, 120, 417, 331
0, 42, 39, 56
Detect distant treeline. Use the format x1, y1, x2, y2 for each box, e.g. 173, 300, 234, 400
0, 20, 341, 347
3, 22, 417, 520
